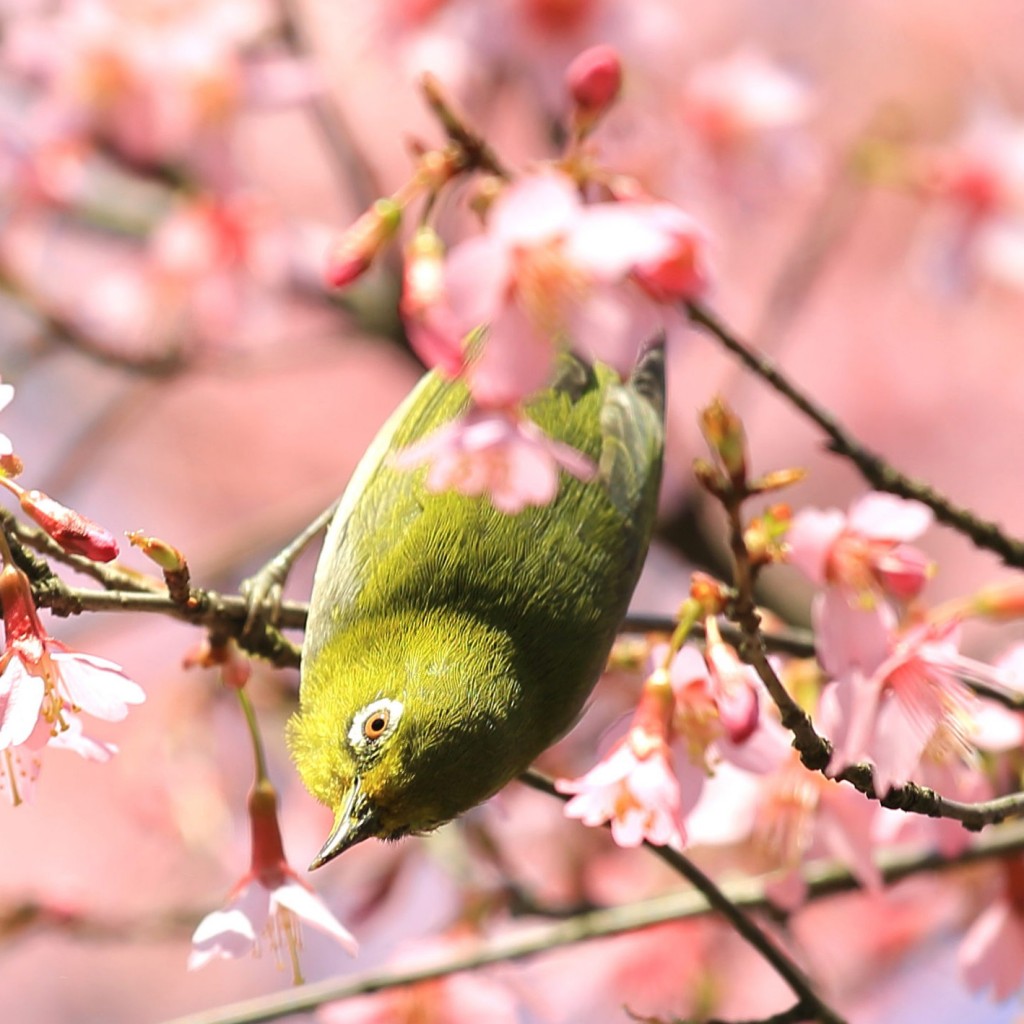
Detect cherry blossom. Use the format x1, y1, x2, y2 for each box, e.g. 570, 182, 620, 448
557, 669, 688, 848
682, 49, 814, 156
752, 743, 882, 909
189, 782, 357, 979
0, 563, 144, 804
391, 406, 595, 514
788, 492, 934, 607
923, 108, 1024, 291
814, 590, 1000, 792
438, 170, 689, 404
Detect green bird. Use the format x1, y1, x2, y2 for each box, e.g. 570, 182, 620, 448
289, 341, 665, 868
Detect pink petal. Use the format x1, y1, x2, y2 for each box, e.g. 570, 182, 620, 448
51, 651, 145, 721
48, 716, 117, 762
0, 659, 44, 749
813, 589, 894, 679
567, 282, 665, 376
188, 907, 258, 969
490, 172, 580, 246
846, 492, 933, 542
786, 508, 846, 585
565, 203, 678, 280
959, 901, 1024, 1001
817, 784, 882, 890
465, 304, 555, 408
443, 234, 511, 331
272, 880, 358, 955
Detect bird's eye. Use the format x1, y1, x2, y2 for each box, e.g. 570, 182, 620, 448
364, 709, 390, 739
349, 698, 403, 749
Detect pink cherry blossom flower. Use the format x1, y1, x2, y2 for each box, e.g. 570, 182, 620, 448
788, 492, 934, 607
959, 858, 1024, 1002
556, 670, 688, 849
683, 49, 815, 156
666, 643, 770, 769
752, 743, 882, 909
391, 406, 595, 514
189, 781, 357, 980
814, 590, 999, 792
0, 563, 144, 804
922, 108, 1024, 291
441, 170, 686, 404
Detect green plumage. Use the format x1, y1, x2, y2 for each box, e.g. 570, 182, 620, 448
290, 344, 665, 866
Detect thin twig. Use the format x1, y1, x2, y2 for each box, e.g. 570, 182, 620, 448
419, 73, 511, 179
160, 795, 1024, 1024
522, 771, 846, 1024
686, 301, 1024, 569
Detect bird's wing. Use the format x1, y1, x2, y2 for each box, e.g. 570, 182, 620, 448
302, 370, 466, 664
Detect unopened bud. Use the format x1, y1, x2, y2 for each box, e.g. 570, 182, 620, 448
21, 490, 118, 561
127, 531, 186, 572
325, 198, 402, 288
700, 397, 747, 486
749, 467, 806, 494
690, 573, 727, 615
967, 583, 1024, 622
704, 617, 760, 744
567, 45, 623, 133
745, 504, 793, 565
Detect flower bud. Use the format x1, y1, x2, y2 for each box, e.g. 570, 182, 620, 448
127, 531, 186, 572
704, 618, 760, 744
567, 45, 623, 133
325, 198, 402, 288
20, 490, 118, 562
700, 397, 747, 487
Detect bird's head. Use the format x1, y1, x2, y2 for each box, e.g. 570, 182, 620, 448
289, 614, 525, 869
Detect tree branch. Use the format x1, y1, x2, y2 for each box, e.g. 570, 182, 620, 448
686, 301, 1024, 569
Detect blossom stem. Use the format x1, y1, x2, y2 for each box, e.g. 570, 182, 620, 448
237, 689, 269, 786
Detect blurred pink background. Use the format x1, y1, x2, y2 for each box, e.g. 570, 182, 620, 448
2, 1, 1024, 1022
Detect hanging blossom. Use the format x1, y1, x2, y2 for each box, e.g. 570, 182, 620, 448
557, 664, 687, 849
747, 702, 882, 910
556, 637, 775, 850
787, 492, 934, 608
189, 781, 357, 980
813, 589, 1008, 793
395, 169, 706, 513
391, 405, 595, 514
0, 563, 144, 805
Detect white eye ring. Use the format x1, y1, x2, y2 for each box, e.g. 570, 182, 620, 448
349, 698, 404, 748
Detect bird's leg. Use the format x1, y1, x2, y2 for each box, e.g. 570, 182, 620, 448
241, 499, 340, 638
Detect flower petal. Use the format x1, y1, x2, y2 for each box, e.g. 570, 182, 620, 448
271, 880, 358, 955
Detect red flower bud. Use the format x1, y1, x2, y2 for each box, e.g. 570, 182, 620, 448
325, 198, 402, 288
567, 44, 623, 117
20, 490, 118, 562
